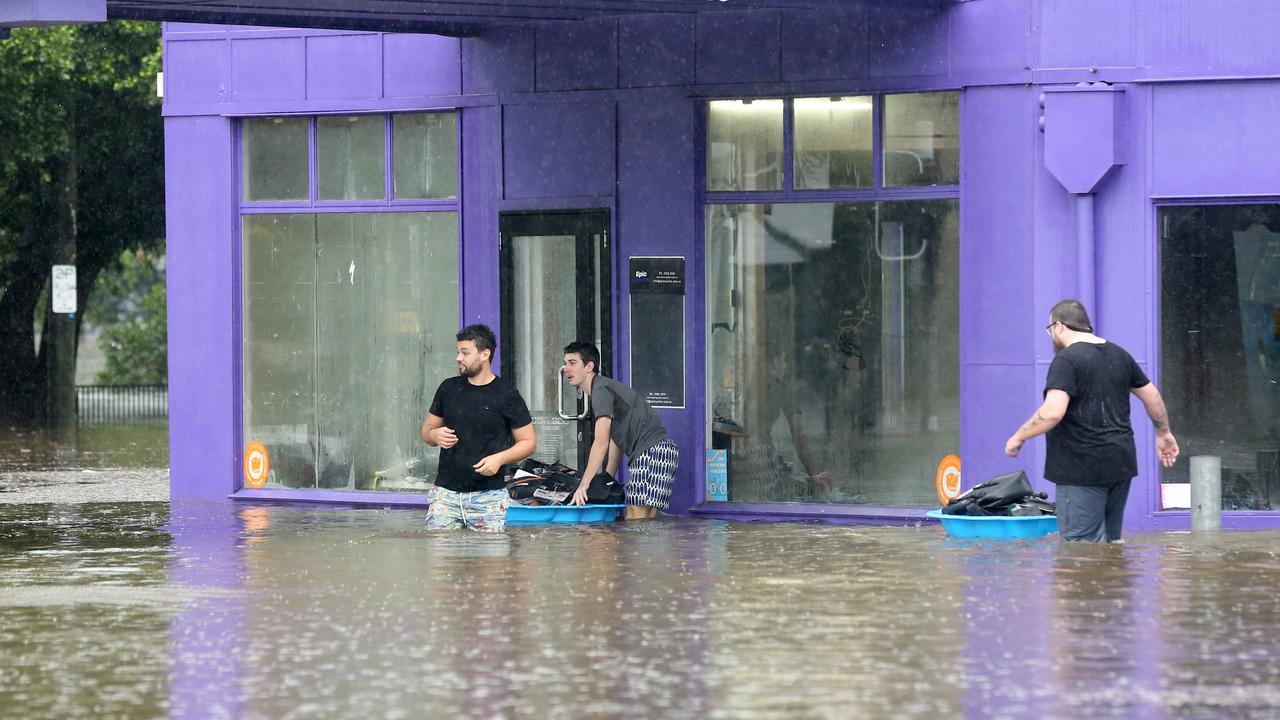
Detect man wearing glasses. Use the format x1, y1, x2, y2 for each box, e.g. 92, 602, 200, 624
1005, 299, 1180, 542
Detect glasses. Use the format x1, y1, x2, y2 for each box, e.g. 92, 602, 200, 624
1044, 321, 1059, 336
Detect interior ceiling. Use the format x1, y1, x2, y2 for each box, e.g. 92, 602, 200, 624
104, 0, 952, 37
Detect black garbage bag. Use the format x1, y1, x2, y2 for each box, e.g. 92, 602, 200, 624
1008, 495, 1057, 516
516, 458, 578, 478
508, 470, 580, 504
509, 461, 623, 505
943, 470, 1044, 516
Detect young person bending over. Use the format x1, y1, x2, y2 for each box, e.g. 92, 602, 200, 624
563, 341, 678, 520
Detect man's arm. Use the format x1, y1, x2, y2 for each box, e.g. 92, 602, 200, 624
571, 416, 613, 506
606, 440, 622, 476
1132, 382, 1180, 467
472, 423, 537, 477
420, 413, 456, 448
1005, 389, 1070, 457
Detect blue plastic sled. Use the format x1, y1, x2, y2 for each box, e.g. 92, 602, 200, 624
926, 509, 1058, 539
506, 504, 625, 526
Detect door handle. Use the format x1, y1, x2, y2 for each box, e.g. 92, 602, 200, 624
557, 366, 590, 420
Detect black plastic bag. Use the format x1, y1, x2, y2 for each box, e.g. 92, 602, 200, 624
508, 470, 580, 504
1008, 496, 1057, 516
943, 470, 1036, 516
585, 470, 624, 504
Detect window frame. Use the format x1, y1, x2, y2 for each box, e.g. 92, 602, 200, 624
1152, 196, 1280, 516
238, 112, 462, 213
703, 92, 961, 205
233, 111, 463, 494
699, 91, 962, 509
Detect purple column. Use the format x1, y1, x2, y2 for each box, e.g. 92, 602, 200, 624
165, 116, 240, 500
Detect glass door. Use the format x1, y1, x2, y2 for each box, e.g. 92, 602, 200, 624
500, 211, 611, 472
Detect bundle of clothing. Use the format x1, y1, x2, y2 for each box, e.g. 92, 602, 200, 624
942, 470, 1056, 517
506, 458, 624, 506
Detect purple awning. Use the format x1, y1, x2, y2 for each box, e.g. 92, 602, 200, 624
99, 0, 951, 37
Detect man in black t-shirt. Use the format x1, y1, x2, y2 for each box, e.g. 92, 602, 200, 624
1005, 300, 1180, 542
420, 324, 536, 532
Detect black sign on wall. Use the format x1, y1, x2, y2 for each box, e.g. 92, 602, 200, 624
629, 257, 685, 408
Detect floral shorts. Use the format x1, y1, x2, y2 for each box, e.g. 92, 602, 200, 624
426, 487, 509, 533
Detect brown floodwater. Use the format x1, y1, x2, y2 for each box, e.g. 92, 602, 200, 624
2, 426, 1280, 719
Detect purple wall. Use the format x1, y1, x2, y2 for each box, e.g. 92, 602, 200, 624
162, 0, 1280, 528
164, 115, 237, 500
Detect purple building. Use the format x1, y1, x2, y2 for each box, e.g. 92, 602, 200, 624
120, 1, 1280, 529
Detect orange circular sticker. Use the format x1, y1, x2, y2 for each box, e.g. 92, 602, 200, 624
936, 455, 962, 505
244, 440, 270, 489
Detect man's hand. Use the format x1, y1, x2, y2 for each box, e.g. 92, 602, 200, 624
1156, 432, 1180, 468
1005, 435, 1024, 458
434, 426, 458, 449
569, 482, 589, 506
472, 454, 503, 476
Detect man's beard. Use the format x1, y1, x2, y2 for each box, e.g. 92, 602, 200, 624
459, 360, 483, 378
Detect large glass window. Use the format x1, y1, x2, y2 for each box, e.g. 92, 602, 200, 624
707, 99, 784, 192
884, 92, 960, 187
240, 111, 460, 493
243, 213, 459, 492
793, 96, 873, 190
1159, 204, 1280, 511
707, 201, 959, 505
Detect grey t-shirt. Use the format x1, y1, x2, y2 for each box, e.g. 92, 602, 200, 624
589, 375, 669, 458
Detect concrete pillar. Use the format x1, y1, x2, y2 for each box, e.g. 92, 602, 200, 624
1190, 455, 1222, 532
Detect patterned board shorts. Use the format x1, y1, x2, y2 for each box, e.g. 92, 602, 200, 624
426, 487, 509, 532
627, 439, 679, 510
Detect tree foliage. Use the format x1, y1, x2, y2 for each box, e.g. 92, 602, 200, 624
0, 22, 164, 422
96, 275, 167, 386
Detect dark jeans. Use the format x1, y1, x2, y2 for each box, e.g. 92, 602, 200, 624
1055, 478, 1133, 542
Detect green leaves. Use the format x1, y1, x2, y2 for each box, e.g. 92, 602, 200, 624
96, 278, 167, 386
0, 21, 165, 414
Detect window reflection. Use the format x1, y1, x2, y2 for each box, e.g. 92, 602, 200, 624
793, 96, 873, 189
243, 213, 459, 492
1160, 204, 1280, 510
393, 113, 458, 200
707, 201, 959, 505
884, 92, 959, 187
707, 99, 784, 192
317, 115, 386, 201
242, 117, 309, 202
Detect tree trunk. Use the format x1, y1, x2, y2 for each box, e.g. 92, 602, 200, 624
0, 172, 53, 424
44, 101, 80, 428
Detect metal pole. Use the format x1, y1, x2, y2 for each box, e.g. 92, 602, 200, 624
1076, 193, 1096, 321
1190, 455, 1222, 532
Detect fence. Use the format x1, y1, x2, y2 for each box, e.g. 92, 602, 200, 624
76, 385, 169, 424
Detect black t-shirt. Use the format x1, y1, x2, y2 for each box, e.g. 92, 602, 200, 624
1043, 341, 1150, 486
428, 375, 533, 492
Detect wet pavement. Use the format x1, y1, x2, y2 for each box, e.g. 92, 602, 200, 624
3, 428, 1280, 719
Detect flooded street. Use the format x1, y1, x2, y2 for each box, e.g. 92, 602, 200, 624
3, 429, 1280, 719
